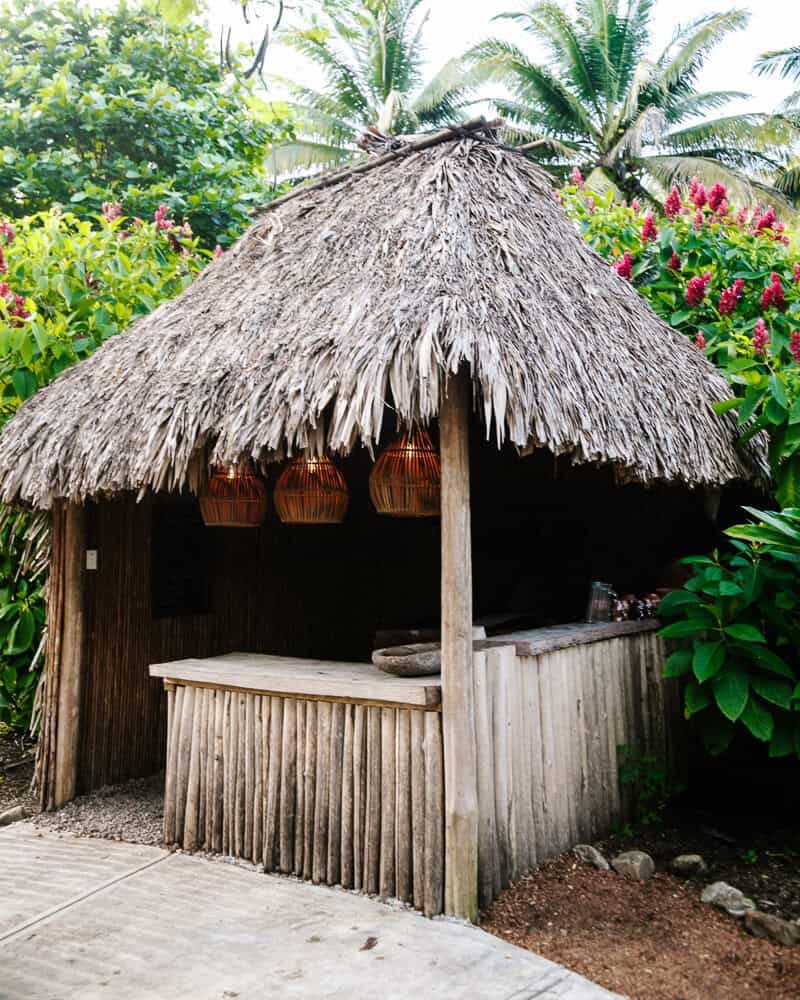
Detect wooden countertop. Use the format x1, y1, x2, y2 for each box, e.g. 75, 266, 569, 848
149, 652, 442, 708
149, 622, 660, 707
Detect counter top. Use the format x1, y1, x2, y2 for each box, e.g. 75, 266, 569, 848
149, 622, 660, 706
483, 619, 660, 657
149, 651, 442, 708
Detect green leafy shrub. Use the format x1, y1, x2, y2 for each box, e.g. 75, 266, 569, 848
618, 745, 682, 828
561, 177, 800, 504
0, 205, 209, 730
658, 508, 800, 758
0, 0, 293, 248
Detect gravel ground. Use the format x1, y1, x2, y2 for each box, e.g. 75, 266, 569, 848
31, 773, 164, 845
483, 854, 800, 1000
0, 728, 37, 817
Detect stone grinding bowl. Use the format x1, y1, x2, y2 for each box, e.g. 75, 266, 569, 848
372, 642, 442, 677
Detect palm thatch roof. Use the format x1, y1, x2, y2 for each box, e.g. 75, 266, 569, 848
0, 120, 768, 509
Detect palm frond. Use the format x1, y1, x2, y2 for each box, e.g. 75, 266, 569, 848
654, 10, 749, 93
267, 140, 359, 177
755, 47, 800, 81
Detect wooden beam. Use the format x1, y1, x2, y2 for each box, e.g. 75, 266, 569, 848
53, 502, 85, 808
440, 367, 479, 921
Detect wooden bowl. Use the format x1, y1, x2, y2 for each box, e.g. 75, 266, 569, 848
371, 642, 442, 677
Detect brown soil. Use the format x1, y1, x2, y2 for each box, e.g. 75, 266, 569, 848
482, 855, 800, 1000
0, 727, 37, 815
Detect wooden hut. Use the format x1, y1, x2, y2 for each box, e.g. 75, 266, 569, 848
0, 120, 767, 921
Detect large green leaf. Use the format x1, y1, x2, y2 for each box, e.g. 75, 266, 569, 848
712, 668, 750, 721
659, 619, 713, 639
692, 640, 726, 682
751, 674, 793, 709
723, 624, 766, 644
685, 678, 712, 716
663, 649, 692, 677
740, 695, 775, 742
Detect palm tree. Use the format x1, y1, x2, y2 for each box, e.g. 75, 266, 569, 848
269, 0, 480, 175
469, 1, 784, 203
755, 46, 800, 199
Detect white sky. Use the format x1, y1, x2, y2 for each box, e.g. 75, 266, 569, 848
204, 0, 799, 117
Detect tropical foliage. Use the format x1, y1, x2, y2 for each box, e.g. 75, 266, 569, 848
0, 205, 209, 730
0, 0, 293, 247
270, 0, 480, 173
470, 1, 784, 202
755, 43, 800, 199
560, 173, 800, 757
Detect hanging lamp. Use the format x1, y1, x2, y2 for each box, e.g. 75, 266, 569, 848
369, 427, 440, 517
273, 455, 349, 524
199, 463, 268, 528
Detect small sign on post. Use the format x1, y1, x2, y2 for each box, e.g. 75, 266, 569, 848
86, 549, 98, 571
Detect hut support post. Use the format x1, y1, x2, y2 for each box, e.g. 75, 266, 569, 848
53, 502, 86, 808
440, 368, 479, 921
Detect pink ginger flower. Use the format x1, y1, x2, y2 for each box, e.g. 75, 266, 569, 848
631, 198, 640, 212
694, 209, 704, 231
761, 272, 786, 311
154, 203, 174, 230
0, 246, 5, 274
586, 195, 596, 213
181, 222, 192, 238
736, 206, 749, 227
0, 221, 15, 243
715, 199, 729, 218
686, 271, 712, 307
641, 213, 658, 243
719, 278, 745, 316
753, 318, 770, 354
213, 244, 223, 259
570, 166, 584, 186
791, 331, 800, 366
690, 177, 707, 208
707, 183, 727, 211
101, 201, 121, 222
664, 186, 681, 219
615, 251, 633, 280
757, 206, 777, 232
696, 332, 707, 350
668, 252, 682, 271
0, 282, 9, 298
794, 262, 800, 282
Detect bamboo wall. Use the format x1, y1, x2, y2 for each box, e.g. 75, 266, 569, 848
162, 684, 445, 916
474, 630, 679, 909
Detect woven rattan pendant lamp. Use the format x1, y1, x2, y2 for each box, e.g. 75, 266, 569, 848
369, 427, 440, 517
273, 455, 349, 524
199, 463, 268, 528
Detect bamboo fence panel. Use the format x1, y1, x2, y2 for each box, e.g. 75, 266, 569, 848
163, 685, 444, 914
474, 631, 678, 910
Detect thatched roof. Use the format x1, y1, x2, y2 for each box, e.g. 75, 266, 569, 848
0, 121, 768, 508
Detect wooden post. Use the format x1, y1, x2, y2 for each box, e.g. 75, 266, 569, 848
440, 367, 478, 921
53, 502, 85, 808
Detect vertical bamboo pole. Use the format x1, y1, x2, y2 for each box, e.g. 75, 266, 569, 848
53, 502, 85, 808
440, 368, 478, 921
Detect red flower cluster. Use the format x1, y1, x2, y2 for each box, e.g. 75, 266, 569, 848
213, 244, 223, 259
690, 177, 707, 209
0, 247, 5, 274
615, 251, 633, 280
791, 331, 800, 366
570, 166, 583, 187
753, 318, 770, 355
761, 272, 786, 311
686, 271, 712, 307
0, 221, 15, 243
708, 183, 727, 212
756, 206, 776, 232
668, 252, 681, 271
154, 203, 174, 231
794, 262, 800, 283
102, 201, 121, 222
695, 332, 707, 350
664, 186, 681, 219
694, 209, 704, 231
0, 284, 30, 326
641, 213, 658, 243
718, 278, 745, 316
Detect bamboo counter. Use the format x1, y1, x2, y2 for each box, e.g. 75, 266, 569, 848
149, 653, 446, 915
149, 621, 674, 916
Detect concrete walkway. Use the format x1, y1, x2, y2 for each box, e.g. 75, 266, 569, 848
0, 824, 620, 1000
